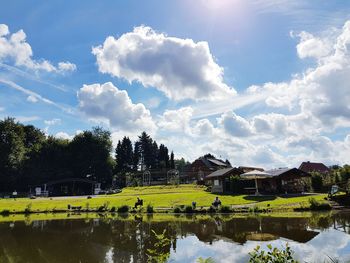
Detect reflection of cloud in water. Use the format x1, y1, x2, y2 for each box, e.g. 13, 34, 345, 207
169, 230, 350, 263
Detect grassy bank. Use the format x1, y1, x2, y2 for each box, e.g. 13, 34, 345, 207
0, 184, 327, 214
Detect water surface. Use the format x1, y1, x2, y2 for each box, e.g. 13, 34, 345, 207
1, 212, 350, 262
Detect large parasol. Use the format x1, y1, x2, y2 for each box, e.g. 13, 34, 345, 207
240, 170, 271, 195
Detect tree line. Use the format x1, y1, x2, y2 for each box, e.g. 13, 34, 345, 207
0, 118, 177, 192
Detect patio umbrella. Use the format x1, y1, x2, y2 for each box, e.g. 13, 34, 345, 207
240, 170, 271, 195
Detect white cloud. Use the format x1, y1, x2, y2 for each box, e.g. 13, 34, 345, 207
15, 116, 40, 123
92, 25, 236, 101
58, 61, 77, 72
158, 107, 193, 134
55, 132, 73, 140
294, 31, 332, 59
146, 97, 161, 109
0, 24, 76, 73
0, 78, 72, 113
27, 95, 38, 103
217, 111, 253, 137
44, 118, 61, 126
77, 82, 156, 133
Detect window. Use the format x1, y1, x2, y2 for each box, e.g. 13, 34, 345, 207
214, 179, 219, 186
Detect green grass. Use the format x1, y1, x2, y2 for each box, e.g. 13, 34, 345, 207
0, 184, 328, 214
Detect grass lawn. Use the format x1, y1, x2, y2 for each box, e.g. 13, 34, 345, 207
0, 184, 327, 214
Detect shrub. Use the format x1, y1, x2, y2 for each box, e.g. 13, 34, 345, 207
97, 206, 105, 212
309, 198, 331, 211
249, 243, 298, 263
24, 203, 32, 214
173, 207, 181, 213
184, 205, 194, 213
147, 204, 154, 213
110, 206, 116, 213
117, 205, 129, 213
219, 205, 232, 213
249, 206, 259, 213
0, 209, 10, 216
208, 206, 216, 213
311, 174, 323, 192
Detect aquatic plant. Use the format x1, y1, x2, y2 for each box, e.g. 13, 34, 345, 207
146, 229, 171, 263
196, 257, 215, 263
249, 243, 298, 263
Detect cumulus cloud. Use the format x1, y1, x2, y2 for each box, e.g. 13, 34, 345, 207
0, 24, 76, 73
294, 31, 332, 59
55, 132, 73, 140
217, 111, 253, 137
77, 82, 156, 133
158, 107, 193, 133
92, 25, 236, 101
249, 20, 350, 130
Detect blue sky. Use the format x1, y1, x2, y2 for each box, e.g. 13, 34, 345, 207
1, 0, 350, 167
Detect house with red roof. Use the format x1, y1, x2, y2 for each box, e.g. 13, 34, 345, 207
299, 161, 331, 175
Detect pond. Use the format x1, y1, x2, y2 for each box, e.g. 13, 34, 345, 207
1, 212, 350, 262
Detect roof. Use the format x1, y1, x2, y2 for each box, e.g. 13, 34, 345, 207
264, 167, 310, 177
207, 158, 227, 167
264, 167, 293, 177
205, 167, 239, 179
197, 157, 229, 170
299, 161, 330, 174
238, 166, 265, 172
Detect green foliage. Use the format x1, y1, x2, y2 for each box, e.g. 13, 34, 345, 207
117, 205, 129, 213
219, 205, 232, 213
24, 203, 32, 214
309, 197, 331, 210
196, 257, 215, 263
146, 229, 171, 263
311, 173, 323, 192
170, 151, 175, 169
184, 205, 194, 213
173, 207, 181, 213
146, 204, 154, 213
115, 136, 134, 183
249, 243, 298, 263
0, 209, 10, 216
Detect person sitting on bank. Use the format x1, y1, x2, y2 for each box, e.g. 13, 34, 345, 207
134, 197, 143, 209
212, 196, 221, 208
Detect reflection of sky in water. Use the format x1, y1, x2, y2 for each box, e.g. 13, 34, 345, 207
169, 229, 350, 263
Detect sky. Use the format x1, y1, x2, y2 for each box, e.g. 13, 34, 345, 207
0, 0, 350, 168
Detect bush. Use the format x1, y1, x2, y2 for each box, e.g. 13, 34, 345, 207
117, 205, 129, 213
249, 206, 259, 213
208, 206, 216, 213
220, 205, 232, 213
0, 209, 10, 216
309, 197, 331, 211
311, 174, 323, 192
184, 205, 194, 213
173, 207, 181, 213
146, 204, 154, 213
24, 203, 32, 214
249, 243, 298, 263
110, 206, 116, 213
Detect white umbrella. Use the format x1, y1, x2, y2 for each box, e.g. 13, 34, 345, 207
240, 170, 271, 195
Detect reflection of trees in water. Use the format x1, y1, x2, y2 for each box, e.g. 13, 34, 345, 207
1, 213, 350, 262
